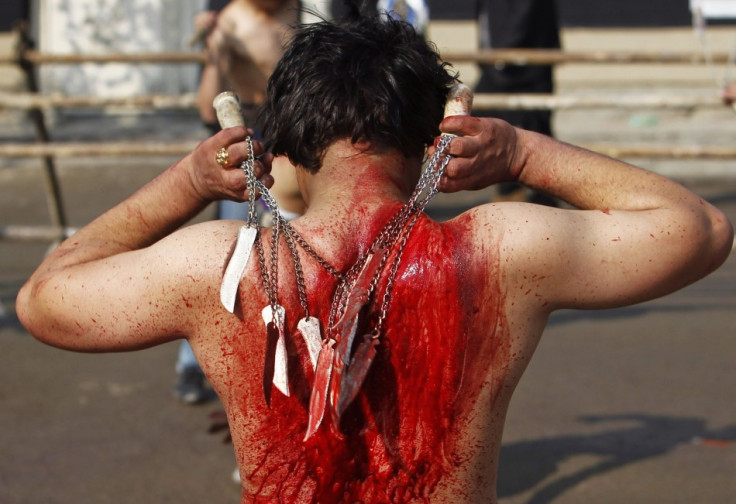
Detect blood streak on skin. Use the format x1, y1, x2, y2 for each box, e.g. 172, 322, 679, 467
125, 205, 149, 227
223, 209, 508, 503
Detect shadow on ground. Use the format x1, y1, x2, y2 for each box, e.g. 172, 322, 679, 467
547, 302, 733, 326
498, 413, 736, 503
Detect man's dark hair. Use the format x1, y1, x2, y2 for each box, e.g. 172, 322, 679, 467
261, 13, 458, 172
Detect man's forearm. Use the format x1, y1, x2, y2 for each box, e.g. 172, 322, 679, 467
14, 153, 215, 348
16, 126, 269, 349
34, 156, 208, 277
513, 129, 733, 282
25, 126, 264, 280
514, 129, 701, 213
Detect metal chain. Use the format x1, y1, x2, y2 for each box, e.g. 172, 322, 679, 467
268, 209, 281, 310
241, 136, 259, 226
242, 135, 279, 313
289, 227, 343, 280
324, 206, 406, 335
249, 166, 343, 283
326, 274, 348, 332
236, 132, 453, 342
409, 135, 453, 209
238, 135, 344, 324
372, 210, 421, 335
254, 232, 276, 308
282, 221, 310, 318
369, 135, 454, 335
325, 134, 454, 339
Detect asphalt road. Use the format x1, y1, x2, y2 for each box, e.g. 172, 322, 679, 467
1, 110, 735, 503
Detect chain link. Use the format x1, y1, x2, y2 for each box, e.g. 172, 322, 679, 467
372, 210, 420, 335
239, 135, 344, 324
254, 232, 273, 307
244, 135, 281, 316
283, 223, 310, 318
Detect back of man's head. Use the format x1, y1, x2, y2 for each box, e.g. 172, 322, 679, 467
262, 12, 457, 172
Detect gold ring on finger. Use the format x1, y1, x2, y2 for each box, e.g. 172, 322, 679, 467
215, 147, 230, 167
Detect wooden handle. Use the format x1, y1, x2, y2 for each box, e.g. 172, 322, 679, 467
444, 83, 473, 118
213, 91, 245, 128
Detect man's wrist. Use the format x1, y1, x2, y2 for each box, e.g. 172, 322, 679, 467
171, 155, 216, 210
508, 126, 532, 183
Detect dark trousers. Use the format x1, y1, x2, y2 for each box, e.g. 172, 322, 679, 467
475, 0, 559, 201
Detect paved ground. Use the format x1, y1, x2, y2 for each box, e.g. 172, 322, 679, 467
2, 111, 735, 504
2, 25, 736, 504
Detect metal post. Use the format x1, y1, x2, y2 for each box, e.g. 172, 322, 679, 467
14, 20, 68, 240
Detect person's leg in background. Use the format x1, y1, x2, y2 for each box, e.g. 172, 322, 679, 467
174, 340, 213, 404
474, 0, 560, 206
173, 0, 233, 404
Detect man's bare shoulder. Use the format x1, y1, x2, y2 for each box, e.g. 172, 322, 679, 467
440, 201, 575, 305
176, 218, 244, 239
215, 3, 239, 31
437, 202, 535, 278
219, 0, 251, 19
141, 219, 247, 288
216, 2, 264, 38
148, 219, 252, 324
444, 195, 728, 313
168, 219, 246, 259
441, 201, 547, 243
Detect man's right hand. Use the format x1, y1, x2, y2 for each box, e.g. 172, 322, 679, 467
191, 10, 218, 48
185, 126, 274, 205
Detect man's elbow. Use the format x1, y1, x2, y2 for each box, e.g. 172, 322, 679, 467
15, 280, 41, 340
706, 206, 734, 272
15, 279, 63, 348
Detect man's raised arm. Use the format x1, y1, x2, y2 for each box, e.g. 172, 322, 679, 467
440, 115, 733, 310
16, 127, 272, 350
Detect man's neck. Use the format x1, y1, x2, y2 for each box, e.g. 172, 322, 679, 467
298, 140, 422, 216
282, 140, 424, 273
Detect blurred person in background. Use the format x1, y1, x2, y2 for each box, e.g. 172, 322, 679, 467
196, 0, 303, 221
180, 0, 430, 403
177, 0, 304, 404
331, 0, 429, 34
474, 0, 560, 206
721, 82, 736, 106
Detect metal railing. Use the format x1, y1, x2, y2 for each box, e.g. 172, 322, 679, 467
2, 22, 734, 242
